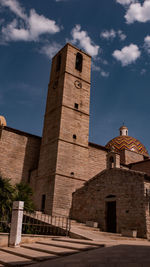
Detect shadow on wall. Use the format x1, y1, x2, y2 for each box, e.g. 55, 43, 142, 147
21, 135, 41, 184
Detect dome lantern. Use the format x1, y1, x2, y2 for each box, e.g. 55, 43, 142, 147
119, 125, 128, 136
0, 116, 7, 127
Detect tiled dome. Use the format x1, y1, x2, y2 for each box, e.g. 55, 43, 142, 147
106, 125, 149, 156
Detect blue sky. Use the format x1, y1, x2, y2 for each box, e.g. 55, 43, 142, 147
0, 0, 150, 152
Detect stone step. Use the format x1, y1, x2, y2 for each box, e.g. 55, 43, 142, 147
0, 250, 33, 266
36, 239, 99, 251
52, 237, 105, 247
71, 221, 100, 231
0, 247, 58, 262
70, 221, 144, 241
22, 243, 78, 256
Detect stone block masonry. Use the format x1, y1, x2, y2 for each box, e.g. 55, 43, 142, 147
0, 126, 41, 185
71, 168, 148, 238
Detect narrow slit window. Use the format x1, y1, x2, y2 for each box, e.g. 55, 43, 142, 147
73, 134, 77, 139
28, 170, 31, 183
75, 53, 83, 72
56, 54, 61, 72
74, 103, 79, 109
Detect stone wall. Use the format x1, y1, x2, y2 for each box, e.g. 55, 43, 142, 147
71, 168, 147, 238
120, 149, 144, 165
130, 160, 150, 176
88, 143, 107, 179
0, 126, 41, 185
144, 180, 150, 239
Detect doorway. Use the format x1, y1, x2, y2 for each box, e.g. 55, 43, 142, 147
106, 201, 116, 233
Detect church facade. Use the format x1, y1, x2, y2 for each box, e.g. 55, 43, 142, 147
1, 43, 150, 237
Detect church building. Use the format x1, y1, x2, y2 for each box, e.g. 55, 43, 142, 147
0, 43, 150, 238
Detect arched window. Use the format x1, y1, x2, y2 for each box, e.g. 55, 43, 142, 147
75, 53, 83, 72
109, 156, 114, 168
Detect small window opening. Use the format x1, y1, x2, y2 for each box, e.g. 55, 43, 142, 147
120, 131, 122, 136
109, 156, 115, 168
75, 52, 83, 72
126, 130, 128, 135
73, 134, 77, 139
28, 170, 31, 183
106, 194, 116, 199
56, 54, 61, 72
71, 172, 74, 176
74, 103, 79, 109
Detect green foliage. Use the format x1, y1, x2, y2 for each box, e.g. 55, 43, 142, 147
0, 176, 34, 219
0, 176, 14, 219
15, 183, 34, 212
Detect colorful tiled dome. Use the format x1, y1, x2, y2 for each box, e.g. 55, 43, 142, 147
106, 125, 149, 156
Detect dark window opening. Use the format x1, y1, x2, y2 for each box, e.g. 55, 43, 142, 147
73, 134, 77, 139
75, 53, 83, 72
110, 156, 114, 163
71, 172, 74, 176
56, 54, 61, 72
120, 131, 122, 136
74, 103, 79, 109
109, 156, 115, 168
41, 194, 46, 213
28, 170, 31, 183
126, 130, 128, 135
106, 195, 116, 199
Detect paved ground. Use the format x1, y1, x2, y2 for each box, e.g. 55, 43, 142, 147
0, 221, 150, 266
0, 236, 150, 266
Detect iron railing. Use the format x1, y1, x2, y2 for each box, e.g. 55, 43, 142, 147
0, 214, 11, 233
22, 211, 71, 236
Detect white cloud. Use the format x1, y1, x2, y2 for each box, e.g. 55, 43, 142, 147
0, 0, 26, 19
140, 68, 146, 75
116, 0, 135, 5
92, 63, 101, 71
92, 63, 109, 78
101, 29, 116, 40
2, 19, 30, 41
40, 42, 62, 59
125, 0, 150, 23
144, 35, 150, 53
118, 30, 126, 41
100, 29, 126, 41
71, 25, 99, 57
112, 44, 141, 66
100, 71, 109, 77
0, 0, 61, 42
28, 9, 60, 39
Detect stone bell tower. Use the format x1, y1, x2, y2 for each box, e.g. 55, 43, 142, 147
35, 43, 91, 216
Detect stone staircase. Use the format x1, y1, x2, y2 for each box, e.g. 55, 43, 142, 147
0, 237, 104, 266
70, 220, 145, 241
